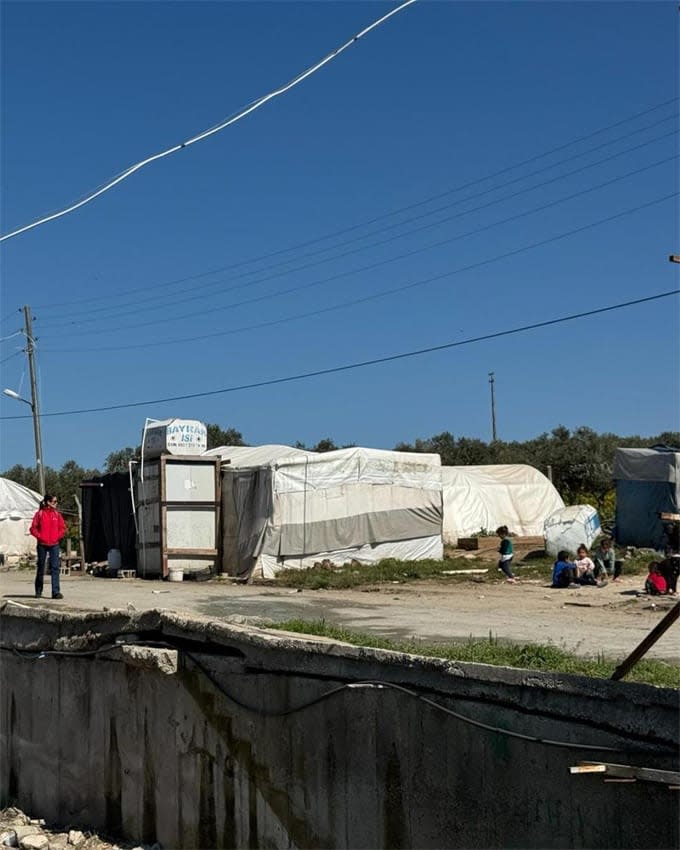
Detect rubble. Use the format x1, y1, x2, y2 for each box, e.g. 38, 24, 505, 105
0, 809, 160, 850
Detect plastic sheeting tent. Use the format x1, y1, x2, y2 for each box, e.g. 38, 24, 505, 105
614, 447, 680, 548
0, 477, 41, 563
441, 464, 564, 544
543, 504, 601, 558
204, 445, 443, 579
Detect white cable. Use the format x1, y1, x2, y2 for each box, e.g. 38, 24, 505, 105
0, 0, 417, 244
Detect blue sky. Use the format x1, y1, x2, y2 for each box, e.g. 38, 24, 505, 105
1, 0, 678, 472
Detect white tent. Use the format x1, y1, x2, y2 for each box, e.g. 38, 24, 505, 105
0, 477, 41, 563
441, 464, 564, 544
204, 445, 444, 579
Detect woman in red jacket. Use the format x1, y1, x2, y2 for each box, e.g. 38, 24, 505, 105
30, 493, 66, 599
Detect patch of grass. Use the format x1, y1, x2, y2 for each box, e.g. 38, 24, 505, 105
273, 556, 503, 590
269, 619, 680, 688
270, 549, 651, 591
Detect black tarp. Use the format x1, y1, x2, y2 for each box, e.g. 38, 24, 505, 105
82, 473, 137, 567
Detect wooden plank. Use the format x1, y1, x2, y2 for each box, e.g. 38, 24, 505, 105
165, 548, 217, 556
570, 764, 606, 774
578, 761, 680, 786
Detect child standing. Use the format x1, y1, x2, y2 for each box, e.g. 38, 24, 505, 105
496, 526, 517, 584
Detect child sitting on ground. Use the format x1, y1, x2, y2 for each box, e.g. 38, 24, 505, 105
574, 544, 600, 586
551, 550, 576, 588
645, 561, 667, 596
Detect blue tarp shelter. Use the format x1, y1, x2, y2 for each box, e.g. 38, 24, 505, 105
613, 446, 680, 548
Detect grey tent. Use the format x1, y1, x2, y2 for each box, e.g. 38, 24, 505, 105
613, 446, 680, 548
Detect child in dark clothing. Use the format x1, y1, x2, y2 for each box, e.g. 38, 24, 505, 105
645, 562, 667, 596
496, 526, 517, 583
552, 551, 577, 588
658, 558, 678, 595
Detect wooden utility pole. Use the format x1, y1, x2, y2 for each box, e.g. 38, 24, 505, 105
23, 305, 45, 495
488, 371, 497, 442
611, 601, 680, 680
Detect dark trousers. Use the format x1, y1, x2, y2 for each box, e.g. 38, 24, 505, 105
553, 567, 575, 588
660, 558, 679, 594
498, 557, 514, 579
35, 544, 61, 596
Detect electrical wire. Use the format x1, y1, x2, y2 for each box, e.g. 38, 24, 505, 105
182, 651, 657, 754
1, 640, 660, 753
6, 287, 679, 420
41, 186, 679, 353
37, 120, 679, 327
37, 153, 678, 340
0, 0, 417, 244
0, 329, 24, 344
0, 351, 24, 367
29, 96, 679, 312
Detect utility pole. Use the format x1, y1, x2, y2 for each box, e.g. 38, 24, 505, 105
23, 306, 45, 495
488, 371, 497, 442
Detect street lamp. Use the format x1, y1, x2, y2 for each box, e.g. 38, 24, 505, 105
3, 387, 45, 495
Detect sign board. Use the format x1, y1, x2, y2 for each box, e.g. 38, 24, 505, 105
142, 419, 207, 458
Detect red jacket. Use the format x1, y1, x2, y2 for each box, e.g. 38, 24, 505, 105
30, 507, 66, 546
646, 571, 666, 594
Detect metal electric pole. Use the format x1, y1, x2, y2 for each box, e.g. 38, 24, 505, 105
488, 371, 497, 442
23, 306, 45, 495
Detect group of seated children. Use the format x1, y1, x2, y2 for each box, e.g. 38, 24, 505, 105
550, 538, 679, 595
551, 543, 609, 588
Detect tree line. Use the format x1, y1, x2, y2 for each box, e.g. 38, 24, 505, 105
3, 424, 678, 521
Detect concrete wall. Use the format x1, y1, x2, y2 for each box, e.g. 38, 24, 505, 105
1, 603, 678, 849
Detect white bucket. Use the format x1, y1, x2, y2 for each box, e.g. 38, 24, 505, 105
168, 568, 184, 582
107, 549, 122, 570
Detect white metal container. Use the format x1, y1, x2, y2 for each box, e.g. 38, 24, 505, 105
168, 568, 184, 582
142, 419, 207, 458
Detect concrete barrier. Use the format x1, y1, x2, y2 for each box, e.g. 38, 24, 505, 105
1, 602, 678, 849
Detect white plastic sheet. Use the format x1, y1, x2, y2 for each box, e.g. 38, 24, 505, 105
543, 505, 601, 558
209, 445, 444, 578
441, 464, 564, 543
0, 477, 41, 561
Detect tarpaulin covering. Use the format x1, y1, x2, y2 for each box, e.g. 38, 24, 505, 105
204, 445, 443, 579
0, 477, 41, 562
543, 504, 601, 558
82, 473, 137, 567
614, 447, 680, 548
441, 464, 564, 544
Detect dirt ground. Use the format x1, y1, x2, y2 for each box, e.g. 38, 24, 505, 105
2, 551, 678, 662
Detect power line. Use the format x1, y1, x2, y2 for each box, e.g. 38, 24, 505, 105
0, 351, 24, 367
38, 160, 678, 344
37, 120, 679, 327
7, 289, 678, 420
0, 0, 418, 244
27, 96, 679, 313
